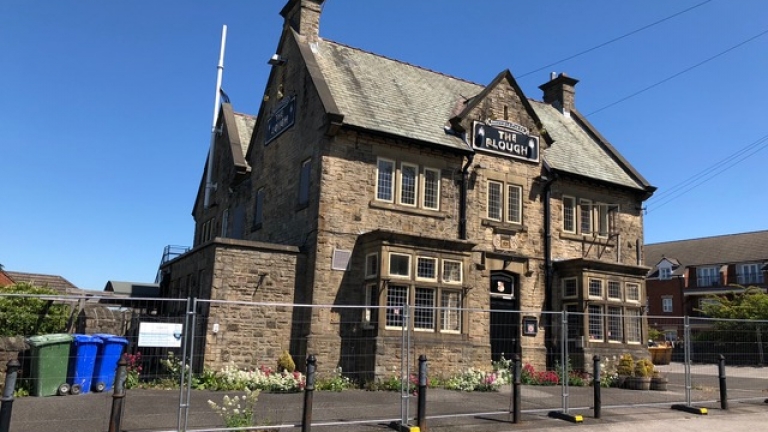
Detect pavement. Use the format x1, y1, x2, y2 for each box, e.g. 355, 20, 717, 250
7, 370, 768, 432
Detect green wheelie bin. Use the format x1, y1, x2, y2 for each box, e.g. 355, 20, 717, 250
25, 334, 73, 396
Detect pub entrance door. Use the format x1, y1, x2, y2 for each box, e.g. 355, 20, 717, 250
490, 272, 520, 362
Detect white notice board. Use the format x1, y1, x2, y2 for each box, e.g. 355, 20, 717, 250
138, 322, 183, 347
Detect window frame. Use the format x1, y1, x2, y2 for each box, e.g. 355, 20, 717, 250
625, 283, 640, 303
659, 267, 672, 280
398, 162, 419, 207
608, 280, 622, 301
588, 278, 604, 299
506, 183, 522, 224
388, 253, 411, 279
562, 195, 576, 233
385, 284, 409, 329
696, 266, 719, 287
365, 253, 379, 279
597, 203, 609, 237
487, 180, 503, 222
607, 306, 623, 343
562, 277, 578, 299
588, 304, 604, 342
442, 259, 463, 284
421, 167, 440, 210
738, 263, 763, 285
579, 199, 593, 235
375, 158, 395, 203
440, 289, 462, 334
416, 256, 438, 282
626, 308, 642, 344
362, 282, 377, 329
298, 158, 311, 207
413, 287, 435, 332
662, 296, 673, 313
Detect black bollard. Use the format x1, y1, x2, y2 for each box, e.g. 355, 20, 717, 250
417, 355, 427, 431
302, 355, 317, 432
0, 359, 21, 432
718, 354, 727, 410
593, 355, 601, 419
512, 354, 521, 424
108, 353, 128, 432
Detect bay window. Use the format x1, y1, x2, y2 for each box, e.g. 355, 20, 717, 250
379, 251, 464, 333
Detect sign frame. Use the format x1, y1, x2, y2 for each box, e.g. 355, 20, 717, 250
265, 95, 297, 145
472, 120, 540, 163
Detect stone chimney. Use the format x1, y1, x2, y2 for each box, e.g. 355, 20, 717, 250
280, 0, 324, 42
539, 72, 579, 116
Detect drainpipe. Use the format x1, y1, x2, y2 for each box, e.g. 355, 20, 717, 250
541, 172, 556, 364
459, 153, 474, 240
541, 173, 555, 309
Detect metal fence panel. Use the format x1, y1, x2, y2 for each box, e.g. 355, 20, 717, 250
0, 294, 189, 432
7, 294, 768, 432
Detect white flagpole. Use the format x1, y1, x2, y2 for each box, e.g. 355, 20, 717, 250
204, 25, 227, 209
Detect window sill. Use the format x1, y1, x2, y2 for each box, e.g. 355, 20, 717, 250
369, 200, 447, 219
559, 232, 613, 244
481, 219, 526, 234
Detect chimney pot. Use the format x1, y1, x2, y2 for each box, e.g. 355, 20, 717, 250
539, 73, 579, 115
280, 0, 324, 42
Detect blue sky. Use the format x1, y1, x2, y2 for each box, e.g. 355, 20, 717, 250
2, 0, 767, 290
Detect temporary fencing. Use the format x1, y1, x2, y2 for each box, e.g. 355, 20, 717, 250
3, 293, 768, 432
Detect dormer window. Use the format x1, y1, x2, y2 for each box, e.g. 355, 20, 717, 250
697, 266, 720, 287
659, 267, 671, 280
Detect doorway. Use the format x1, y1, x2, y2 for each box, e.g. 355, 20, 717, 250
490, 272, 520, 362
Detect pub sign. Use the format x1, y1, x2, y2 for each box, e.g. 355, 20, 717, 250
472, 120, 539, 163
265, 95, 296, 145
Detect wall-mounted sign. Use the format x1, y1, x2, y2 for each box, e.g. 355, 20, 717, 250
472, 120, 539, 163
490, 273, 515, 297
138, 322, 183, 347
522, 316, 538, 336
265, 95, 296, 145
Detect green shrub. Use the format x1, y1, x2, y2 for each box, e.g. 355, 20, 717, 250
0, 283, 71, 336
616, 354, 634, 376
634, 358, 653, 378
277, 350, 295, 373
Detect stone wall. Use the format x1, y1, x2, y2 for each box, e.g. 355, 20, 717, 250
161, 238, 300, 372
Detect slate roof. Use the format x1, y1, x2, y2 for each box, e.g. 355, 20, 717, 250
104, 280, 160, 297
233, 112, 256, 156
533, 104, 645, 190
313, 40, 479, 152
644, 230, 768, 270
309, 38, 650, 191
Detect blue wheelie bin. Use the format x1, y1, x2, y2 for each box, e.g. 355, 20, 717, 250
91, 334, 129, 392
67, 334, 102, 395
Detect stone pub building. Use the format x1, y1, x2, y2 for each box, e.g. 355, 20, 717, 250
160, 0, 656, 379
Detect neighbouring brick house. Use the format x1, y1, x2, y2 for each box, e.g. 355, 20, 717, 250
160, 0, 655, 378
645, 230, 768, 339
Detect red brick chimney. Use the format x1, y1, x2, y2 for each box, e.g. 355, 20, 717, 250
539, 72, 579, 116
280, 0, 324, 43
